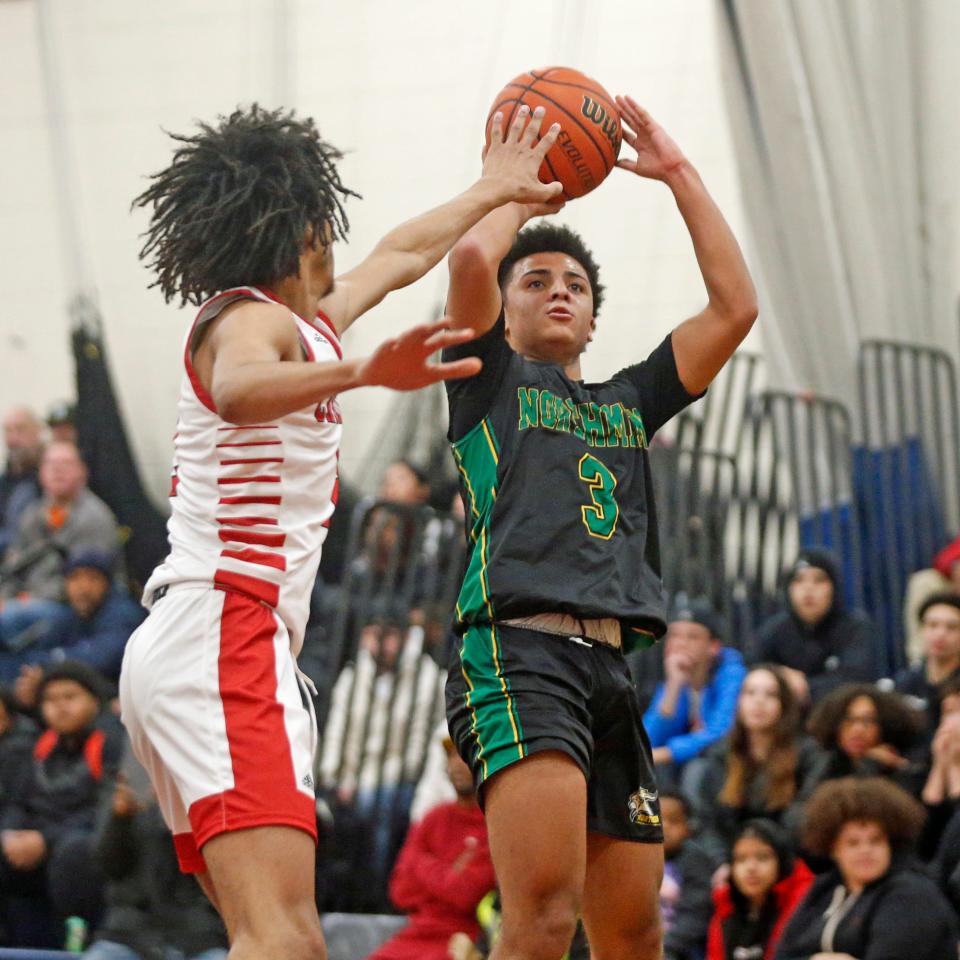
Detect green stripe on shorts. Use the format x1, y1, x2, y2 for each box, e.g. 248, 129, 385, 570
460, 622, 527, 782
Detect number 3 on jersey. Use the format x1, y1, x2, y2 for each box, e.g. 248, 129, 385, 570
578, 453, 619, 539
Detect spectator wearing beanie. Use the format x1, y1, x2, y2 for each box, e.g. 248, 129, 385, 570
895, 591, 960, 738
644, 600, 747, 786
0, 661, 122, 943
707, 819, 812, 960
0, 549, 144, 683
775, 778, 957, 960
750, 549, 877, 706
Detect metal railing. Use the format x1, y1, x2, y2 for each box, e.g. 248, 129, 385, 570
857, 339, 960, 666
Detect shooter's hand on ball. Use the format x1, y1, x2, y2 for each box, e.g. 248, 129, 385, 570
614, 95, 688, 183
480, 105, 563, 205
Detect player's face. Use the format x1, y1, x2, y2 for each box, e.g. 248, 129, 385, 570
738, 668, 783, 733
503, 252, 595, 365
831, 819, 891, 889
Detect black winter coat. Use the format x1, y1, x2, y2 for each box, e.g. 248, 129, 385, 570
663, 839, 714, 960
0, 719, 123, 850
751, 550, 878, 701
93, 801, 227, 958
774, 862, 958, 960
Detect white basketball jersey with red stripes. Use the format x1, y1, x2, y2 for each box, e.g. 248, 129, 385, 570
143, 286, 343, 656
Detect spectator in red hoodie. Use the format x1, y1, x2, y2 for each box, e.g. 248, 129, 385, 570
707, 820, 812, 960
369, 734, 495, 960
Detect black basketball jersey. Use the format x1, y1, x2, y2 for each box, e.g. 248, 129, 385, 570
443, 313, 701, 651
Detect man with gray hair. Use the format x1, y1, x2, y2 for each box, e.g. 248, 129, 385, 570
0, 407, 44, 559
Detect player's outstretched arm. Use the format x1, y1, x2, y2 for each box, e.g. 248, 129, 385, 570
321, 107, 562, 336
615, 95, 758, 395
445, 195, 564, 337
205, 302, 481, 424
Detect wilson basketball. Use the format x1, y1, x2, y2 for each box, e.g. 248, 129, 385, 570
485, 67, 621, 200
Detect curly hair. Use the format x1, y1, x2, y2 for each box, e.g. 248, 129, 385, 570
720, 665, 802, 810
807, 683, 923, 752
133, 104, 360, 306
497, 223, 605, 315
802, 777, 925, 856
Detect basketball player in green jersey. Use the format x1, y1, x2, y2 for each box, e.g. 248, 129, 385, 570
442, 95, 758, 959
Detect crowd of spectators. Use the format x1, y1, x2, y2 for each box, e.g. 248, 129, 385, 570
8, 398, 960, 958
0, 404, 225, 953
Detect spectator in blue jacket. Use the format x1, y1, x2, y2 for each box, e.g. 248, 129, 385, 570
0, 549, 144, 683
644, 601, 747, 787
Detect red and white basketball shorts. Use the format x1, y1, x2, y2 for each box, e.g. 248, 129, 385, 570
119, 585, 317, 873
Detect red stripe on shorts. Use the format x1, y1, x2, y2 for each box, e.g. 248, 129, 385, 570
186, 592, 316, 850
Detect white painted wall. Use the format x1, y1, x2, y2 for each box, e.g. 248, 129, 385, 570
0, 0, 756, 503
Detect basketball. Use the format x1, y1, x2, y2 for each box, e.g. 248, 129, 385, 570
485, 67, 622, 200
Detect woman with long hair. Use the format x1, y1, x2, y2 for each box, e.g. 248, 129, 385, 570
695, 665, 825, 870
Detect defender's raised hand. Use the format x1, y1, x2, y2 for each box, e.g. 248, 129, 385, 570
357, 319, 482, 391
614, 95, 688, 182
480, 105, 563, 204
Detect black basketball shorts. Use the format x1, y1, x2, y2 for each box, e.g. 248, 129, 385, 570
446, 622, 663, 843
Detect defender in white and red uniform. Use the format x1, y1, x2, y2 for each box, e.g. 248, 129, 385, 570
121, 286, 342, 872
122, 104, 561, 957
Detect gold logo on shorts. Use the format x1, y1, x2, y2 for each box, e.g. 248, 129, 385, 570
628, 787, 661, 826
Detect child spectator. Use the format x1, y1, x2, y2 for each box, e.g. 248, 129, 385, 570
707, 820, 812, 960
750, 550, 876, 704
644, 600, 747, 785
0, 661, 122, 944
806, 683, 926, 796
695, 666, 825, 870
368, 736, 495, 960
661, 790, 713, 960
776, 778, 957, 960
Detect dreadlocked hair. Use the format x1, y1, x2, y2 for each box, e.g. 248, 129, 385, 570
133, 104, 360, 306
